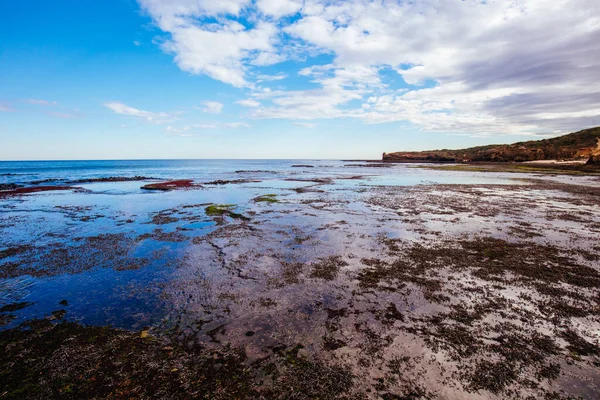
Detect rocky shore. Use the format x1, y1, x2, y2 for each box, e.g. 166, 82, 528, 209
1, 167, 599, 399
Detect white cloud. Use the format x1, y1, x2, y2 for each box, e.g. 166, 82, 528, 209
133, 40, 141, 46
139, 0, 277, 87
250, 51, 287, 67
249, 65, 373, 120
251, 85, 361, 120
256, 73, 287, 81
104, 102, 172, 123
139, 0, 250, 18
166, 125, 193, 137
139, 0, 600, 136
198, 101, 224, 114
256, 0, 302, 19
223, 122, 252, 128
192, 123, 218, 129
278, 0, 600, 134
236, 99, 261, 107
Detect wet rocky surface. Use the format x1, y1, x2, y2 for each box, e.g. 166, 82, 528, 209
0, 185, 85, 198
0, 167, 599, 399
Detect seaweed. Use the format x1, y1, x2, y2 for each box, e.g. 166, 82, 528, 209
252, 194, 279, 203
205, 204, 250, 221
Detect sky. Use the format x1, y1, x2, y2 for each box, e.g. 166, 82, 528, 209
1, 0, 599, 160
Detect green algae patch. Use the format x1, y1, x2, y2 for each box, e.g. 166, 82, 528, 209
205, 204, 249, 221
253, 194, 279, 203
205, 204, 235, 216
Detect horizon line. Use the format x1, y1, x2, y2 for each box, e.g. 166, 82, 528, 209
0, 158, 382, 163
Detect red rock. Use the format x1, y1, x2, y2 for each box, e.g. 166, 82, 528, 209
141, 180, 201, 191
0, 186, 77, 198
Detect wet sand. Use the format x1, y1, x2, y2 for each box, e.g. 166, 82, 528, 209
1, 167, 599, 399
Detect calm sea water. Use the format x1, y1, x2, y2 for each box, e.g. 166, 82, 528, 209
0, 159, 329, 184
0, 158, 523, 187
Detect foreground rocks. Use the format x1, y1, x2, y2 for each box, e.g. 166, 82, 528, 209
0, 318, 358, 399
141, 180, 202, 191
0, 185, 81, 198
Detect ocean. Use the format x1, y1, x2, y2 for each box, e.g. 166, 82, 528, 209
0, 158, 519, 186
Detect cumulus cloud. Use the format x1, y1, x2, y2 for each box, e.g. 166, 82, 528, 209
138, 0, 277, 87
236, 99, 261, 107
139, 0, 600, 136
139, 0, 250, 18
104, 102, 172, 123
198, 101, 224, 114
256, 0, 302, 19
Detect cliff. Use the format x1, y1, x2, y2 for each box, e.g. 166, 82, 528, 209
382, 127, 600, 163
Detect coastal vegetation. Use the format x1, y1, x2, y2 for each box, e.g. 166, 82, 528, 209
383, 126, 600, 163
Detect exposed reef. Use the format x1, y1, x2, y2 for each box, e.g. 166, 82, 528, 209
74, 176, 157, 183
141, 180, 202, 191
204, 179, 260, 185
0, 318, 358, 399
0, 185, 82, 198
0, 183, 21, 191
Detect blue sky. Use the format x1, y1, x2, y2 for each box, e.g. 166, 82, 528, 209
1, 0, 599, 160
